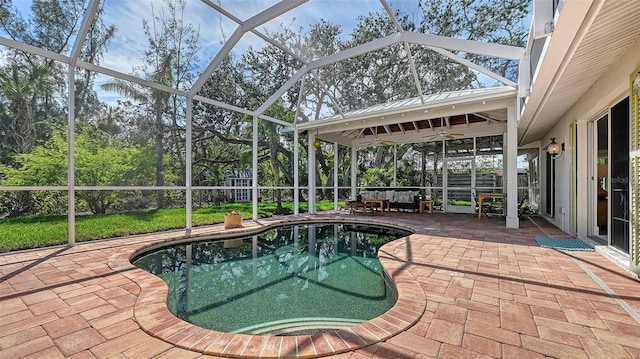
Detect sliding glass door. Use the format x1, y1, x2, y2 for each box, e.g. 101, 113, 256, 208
610, 97, 629, 253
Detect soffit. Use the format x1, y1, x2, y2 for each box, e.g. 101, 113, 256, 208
520, 0, 640, 145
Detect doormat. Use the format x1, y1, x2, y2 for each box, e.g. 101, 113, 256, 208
535, 237, 594, 251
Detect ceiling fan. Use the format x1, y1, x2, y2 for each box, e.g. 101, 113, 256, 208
422, 130, 464, 141
361, 136, 394, 147
359, 126, 395, 147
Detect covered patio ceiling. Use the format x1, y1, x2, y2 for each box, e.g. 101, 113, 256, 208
300, 86, 516, 148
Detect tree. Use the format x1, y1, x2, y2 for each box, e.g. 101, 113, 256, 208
417, 0, 529, 82
101, 0, 199, 209
0, 64, 52, 215
0, 64, 51, 155
1, 0, 115, 125
257, 101, 295, 213
0, 0, 114, 216
0, 128, 155, 214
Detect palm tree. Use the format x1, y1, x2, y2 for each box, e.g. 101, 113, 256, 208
0, 64, 50, 154
0, 63, 51, 216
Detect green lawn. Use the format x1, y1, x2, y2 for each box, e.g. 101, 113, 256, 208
0, 201, 342, 253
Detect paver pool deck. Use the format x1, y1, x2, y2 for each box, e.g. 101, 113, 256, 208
1, 212, 639, 358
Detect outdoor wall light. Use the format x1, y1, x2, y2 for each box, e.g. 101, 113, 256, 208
547, 137, 565, 159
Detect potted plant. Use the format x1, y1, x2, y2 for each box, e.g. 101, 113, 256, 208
224, 210, 243, 229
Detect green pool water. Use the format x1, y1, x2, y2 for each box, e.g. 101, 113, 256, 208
132, 222, 411, 335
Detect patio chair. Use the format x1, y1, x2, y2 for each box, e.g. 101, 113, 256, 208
474, 192, 501, 218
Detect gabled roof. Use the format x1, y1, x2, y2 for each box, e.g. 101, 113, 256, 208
299, 86, 516, 147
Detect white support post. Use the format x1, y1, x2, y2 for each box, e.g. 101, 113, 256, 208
393, 145, 397, 186
308, 131, 316, 214
294, 127, 299, 215
185, 99, 193, 234
351, 146, 357, 200
252, 116, 259, 220
505, 104, 519, 228
334, 142, 339, 210
67, 67, 76, 246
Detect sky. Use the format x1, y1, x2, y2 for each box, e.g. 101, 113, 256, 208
93, 0, 394, 105
96, 0, 417, 107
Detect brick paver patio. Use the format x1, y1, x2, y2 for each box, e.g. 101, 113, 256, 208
1, 212, 639, 358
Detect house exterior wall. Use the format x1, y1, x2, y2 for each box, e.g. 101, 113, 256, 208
541, 37, 640, 268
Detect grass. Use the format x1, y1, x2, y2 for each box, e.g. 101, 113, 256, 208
0, 201, 342, 253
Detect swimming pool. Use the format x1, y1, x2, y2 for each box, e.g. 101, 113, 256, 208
132, 222, 412, 336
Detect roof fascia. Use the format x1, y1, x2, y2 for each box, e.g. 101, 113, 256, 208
313, 100, 512, 136
402, 32, 525, 60
318, 117, 507, 148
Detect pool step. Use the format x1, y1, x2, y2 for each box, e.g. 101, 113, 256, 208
233, 317, 364, 336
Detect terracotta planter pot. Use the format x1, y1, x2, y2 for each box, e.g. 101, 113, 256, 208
224, 213, 243, 229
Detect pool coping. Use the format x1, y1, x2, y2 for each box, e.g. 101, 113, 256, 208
107, 217, 426, 358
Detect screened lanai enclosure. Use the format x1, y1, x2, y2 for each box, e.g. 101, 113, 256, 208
0, 0, 535, 246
